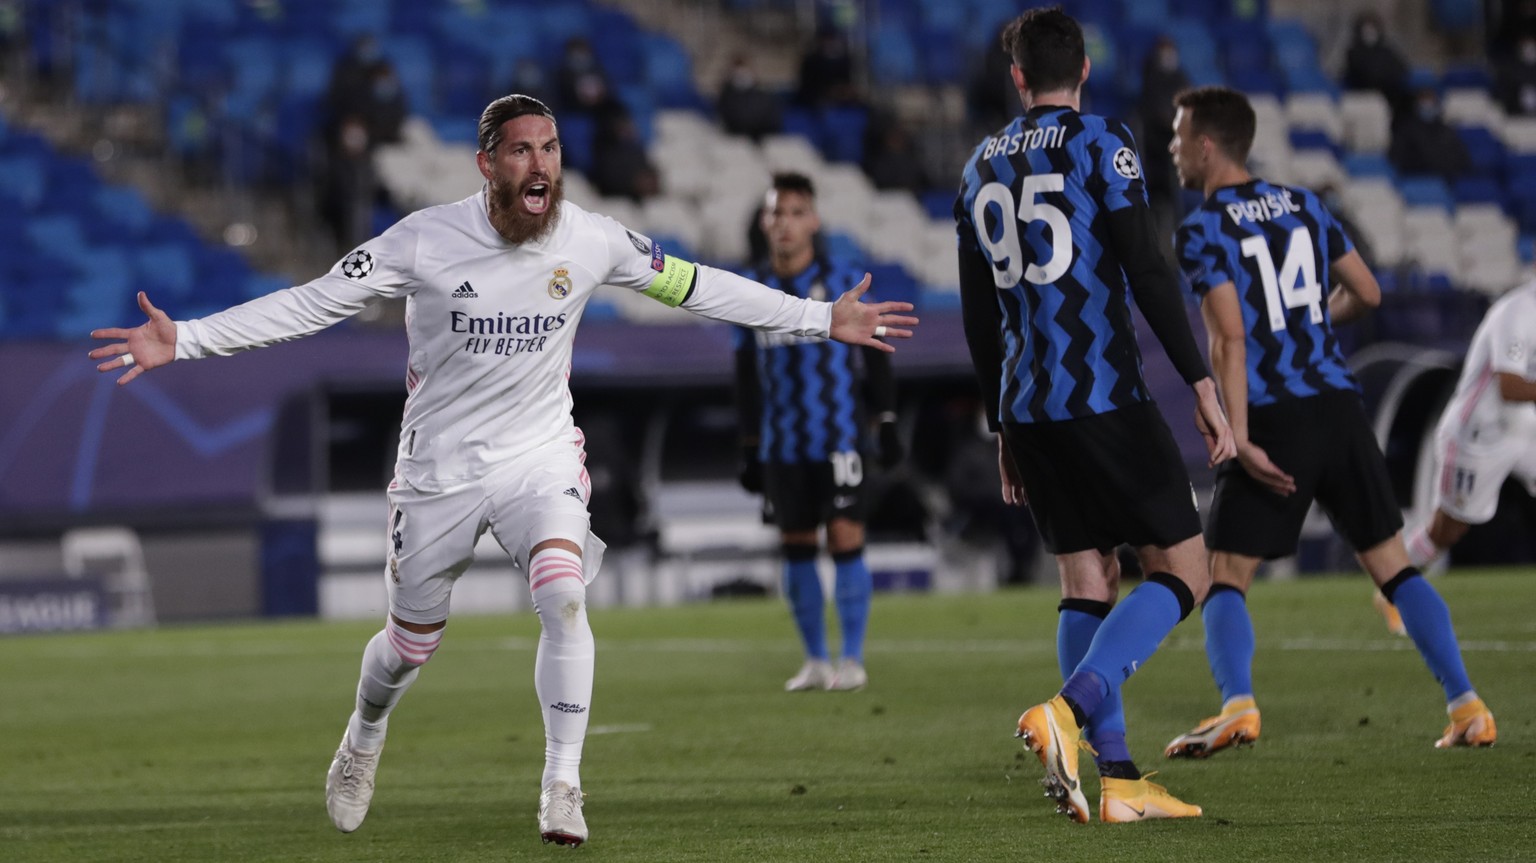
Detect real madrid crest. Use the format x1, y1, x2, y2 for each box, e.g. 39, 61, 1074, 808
548, 267, 572, 300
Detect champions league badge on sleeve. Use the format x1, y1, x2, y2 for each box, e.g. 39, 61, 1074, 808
548, 267, 572, 299
1112, 147, 1142, 180
341, 250, 375, 280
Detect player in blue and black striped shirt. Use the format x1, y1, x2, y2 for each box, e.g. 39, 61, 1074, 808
1165, 86, 1494, 759
955, 7, 1235, 824
735, 172, 904, 694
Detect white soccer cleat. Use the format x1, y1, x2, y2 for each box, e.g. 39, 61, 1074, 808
325, 729, 382, 833
784, 659, 835, 691
539, 781, 588, 847
829, 659, 868, 691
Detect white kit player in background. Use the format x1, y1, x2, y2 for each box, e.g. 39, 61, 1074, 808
1385, 280, 1536, 623
88, 94, 917, 848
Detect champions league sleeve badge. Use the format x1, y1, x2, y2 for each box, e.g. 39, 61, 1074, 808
340, 249, 375, 280
548, 267, 573, 299
1112, 147, 1142, 180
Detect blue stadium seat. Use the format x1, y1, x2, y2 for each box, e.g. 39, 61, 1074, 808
380, 36, 437, 117
866, 263, 919, 307
25, 215, 90, 267
282, 38, 338, 99
134, 244, 197, 301
1440, 63, 1493, 90
821, 106, 868, 163
89, 185, 156, 241
591, 9, 643, 83
557, 113, 596, 174
642, 35, 697, 109
1288, 129, 1337, 154
0, 153, 49, 210
870, 24, 919, 85
1454, 127, 1505, 179
1397, 175, 1454, 210
1343, 152, 1395, 179
1452, 177, 1504, 207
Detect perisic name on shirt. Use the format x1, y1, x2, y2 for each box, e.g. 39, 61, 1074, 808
451, 310, 568, 357
1224, 189, 1301, 225
979, 124, 1067, 160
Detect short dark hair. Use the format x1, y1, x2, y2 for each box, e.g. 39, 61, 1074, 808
477, 94, 556, 153
1174, 86, 1257, 163
1001, 7, 1085, 95
770, 171, 815, 199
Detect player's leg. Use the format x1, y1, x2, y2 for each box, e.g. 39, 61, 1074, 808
826, 515, 870, 690
1165, 551, 1262, 758
772, 463, 833, 691
1008, 404, 1204, 822
329, 485, 481, 833
488, 441, 605, 845
1357, 537, 1495, 747
1054, 548, 1137, 780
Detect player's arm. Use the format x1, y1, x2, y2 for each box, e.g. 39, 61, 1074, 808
733, 329, 766, 492
90, 230, 420, 385
598, 220, 916, 348
1199, 283, 1249, 442
1105, 204, 1236, 465
860, 343, 904, 468
1327, 249, 1381, 325
1488, 307, 1536, 402
956, 226, 1026, 504
1199, 284, 1297, 496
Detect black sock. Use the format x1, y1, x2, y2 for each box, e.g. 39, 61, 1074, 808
1097, 759, 1141, 780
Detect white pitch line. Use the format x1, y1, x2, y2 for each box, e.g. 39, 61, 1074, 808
587, 723, 652, 735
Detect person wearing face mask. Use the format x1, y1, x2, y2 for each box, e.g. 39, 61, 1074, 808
1497, 36, 1536, 116
1137, 37, 1191, 206
1344, 11, 1411, 120
1389, 86, 1473, 183
718, 53, 785, 142
364, 63, 407, 147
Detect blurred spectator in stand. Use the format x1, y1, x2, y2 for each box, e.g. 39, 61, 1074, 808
321, 114, 377, 253
555, 39, 628, 142
967, 22, 1017, 134
1497, 34, 1536, 116
1492, 0, 1536, 59
719, 53, 784, 141
509, 58, 552, 108
1390, 87, 1472, 183
1136, 37, 1189, 207
325, 34, 385, 132
591, 113, 659, 202
796, 26, 859, 108
365, 64, 407, 147
862, 113, 927, 194
1343, 11, 1411, 120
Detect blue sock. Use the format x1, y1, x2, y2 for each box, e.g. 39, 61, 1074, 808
832, 550, 872, 663
1058, 601, 1131, 771
1385, 569, 1474, 702
1202, 585, 1256, 702
1062, 577, 1187, 720
783, 547, 827, 660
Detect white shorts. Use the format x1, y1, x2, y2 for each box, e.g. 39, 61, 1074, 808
1431, 431, 1536, 524
383, 438, 606, 624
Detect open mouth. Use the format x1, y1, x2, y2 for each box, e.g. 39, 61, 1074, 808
522, 182, 551, 214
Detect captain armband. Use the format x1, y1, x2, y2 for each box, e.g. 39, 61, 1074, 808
640, 255, 697, 308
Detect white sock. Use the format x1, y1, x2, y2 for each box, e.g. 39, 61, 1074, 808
347, 619, 443, 751
1403, 521, 1441, 570
529, 547, 594, 789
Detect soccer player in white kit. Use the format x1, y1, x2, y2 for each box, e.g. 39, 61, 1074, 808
1398, 280, 1536, 570
87, 95, 917, 847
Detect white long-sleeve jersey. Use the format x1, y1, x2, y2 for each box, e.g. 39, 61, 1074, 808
1435, 280, 1536, 446
174, 192, 833, 491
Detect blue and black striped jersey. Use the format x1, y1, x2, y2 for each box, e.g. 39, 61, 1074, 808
955, 106, 1154, 424
1176, 179, 1359, 406
734, 258, 865, 463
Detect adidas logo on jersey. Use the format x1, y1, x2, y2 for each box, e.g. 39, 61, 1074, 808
563, 487, 583, 502
452, 281, 478, 299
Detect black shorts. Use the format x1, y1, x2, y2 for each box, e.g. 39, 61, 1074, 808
763, 452, 866, 532
1207, 390, 1403, 559
1003, 401, 1202, 554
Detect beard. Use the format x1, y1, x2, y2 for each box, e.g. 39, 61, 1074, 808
486, 173, 564, 245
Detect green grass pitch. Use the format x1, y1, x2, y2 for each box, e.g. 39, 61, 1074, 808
1, 568, 1532, 862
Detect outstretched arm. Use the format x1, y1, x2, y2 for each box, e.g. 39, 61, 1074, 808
88, 291, 176, 385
